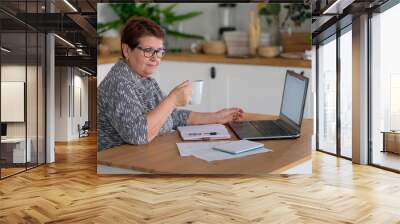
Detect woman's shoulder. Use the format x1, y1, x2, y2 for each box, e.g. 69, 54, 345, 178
108, 59, 130, 78
102, 60, 134, 84
99, 68, 133, 96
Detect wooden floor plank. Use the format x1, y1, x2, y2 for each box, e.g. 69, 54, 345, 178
0, 135, 399, 223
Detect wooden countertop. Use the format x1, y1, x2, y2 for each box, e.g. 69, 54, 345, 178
98, 52, 311, 68
97, 113, 312, 175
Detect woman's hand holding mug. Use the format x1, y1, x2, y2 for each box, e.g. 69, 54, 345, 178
168, 80, 192, 107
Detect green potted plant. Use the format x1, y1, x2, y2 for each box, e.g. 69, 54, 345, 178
280, 4, 312, 54
281, 4, 312, 30
98, 3, 204, 53
258, 3, 281, 45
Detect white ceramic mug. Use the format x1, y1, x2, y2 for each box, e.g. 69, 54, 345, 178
189, 80, 204, 105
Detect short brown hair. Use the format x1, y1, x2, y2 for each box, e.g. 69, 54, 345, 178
120, 16, 164, 58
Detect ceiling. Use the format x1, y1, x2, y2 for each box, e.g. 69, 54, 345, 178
0, 0, 98, 75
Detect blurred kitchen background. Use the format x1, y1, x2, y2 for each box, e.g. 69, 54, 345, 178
97, 3, 313, 120
98, 3, 311, 57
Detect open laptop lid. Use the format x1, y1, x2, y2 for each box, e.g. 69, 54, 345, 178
278, 70, 309, 133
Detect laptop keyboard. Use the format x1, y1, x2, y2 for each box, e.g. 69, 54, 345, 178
250, 120, 290, 136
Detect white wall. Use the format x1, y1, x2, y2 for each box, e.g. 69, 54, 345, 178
1, 65, 26, 81
55, 67, 68, 141
55, 67, 89, 141
1, 65, 31, 138
1, 64, 46, 164
1, 82, 25, 122
72, 74, 89, 138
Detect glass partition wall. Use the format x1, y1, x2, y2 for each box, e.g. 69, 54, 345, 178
370, 3, 400, 172
316, 0, 400, 172
0, 2, 46, 179
317, 35, 337, 155
339, 27, 352, 159
0, 31, 27, 177
316, 26, 353, 159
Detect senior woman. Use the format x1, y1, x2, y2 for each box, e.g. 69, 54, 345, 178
98, 16, 243, 151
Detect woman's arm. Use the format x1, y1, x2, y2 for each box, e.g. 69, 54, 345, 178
187, 108, 244, 125
186, 112, 218, 125
147, 80, 192, 141
146, 95, 177, 141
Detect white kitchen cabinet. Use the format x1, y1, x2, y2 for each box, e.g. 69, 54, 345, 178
157, 61, 227, 112
98, 61, 312, 118
158, 61, 312, 118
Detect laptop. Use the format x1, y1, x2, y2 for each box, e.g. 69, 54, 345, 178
229, 70, 309, 140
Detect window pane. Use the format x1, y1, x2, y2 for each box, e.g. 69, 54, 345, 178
371, 3, 400, 171
340, 29, 352, 158
27, 31, 38, 169
318, 37, 337, 154
38, 32, 45, 165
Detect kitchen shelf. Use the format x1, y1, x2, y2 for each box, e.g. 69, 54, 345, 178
98, 52, 311, 68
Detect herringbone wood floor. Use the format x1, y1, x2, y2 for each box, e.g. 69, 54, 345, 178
1, 135, 400, 224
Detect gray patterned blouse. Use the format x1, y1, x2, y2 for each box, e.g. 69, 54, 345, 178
97, 59, 191, 151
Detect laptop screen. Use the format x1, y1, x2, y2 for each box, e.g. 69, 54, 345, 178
280, 71, 308, 127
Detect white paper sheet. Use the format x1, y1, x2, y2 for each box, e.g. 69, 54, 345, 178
177, 124, 231, 140
176, 141, 272, 162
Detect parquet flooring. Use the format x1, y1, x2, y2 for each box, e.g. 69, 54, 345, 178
1, 135, 400, 223
373, 150, 400, 171
1, 167, 26, 178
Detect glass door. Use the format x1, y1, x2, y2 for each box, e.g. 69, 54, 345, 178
339, 27, 352, 158
370, 3, 400, 171
317, 35, 337, 155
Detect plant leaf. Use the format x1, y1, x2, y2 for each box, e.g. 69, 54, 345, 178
164, 11, 202, 24
101, 3, 203, 40
97, 20, 123, 34
161, 3, 178, 13
165, 29, 204, 40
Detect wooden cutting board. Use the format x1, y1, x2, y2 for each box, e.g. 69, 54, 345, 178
281, 32, 311, 53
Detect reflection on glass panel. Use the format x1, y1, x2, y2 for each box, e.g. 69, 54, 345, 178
390, 75, 400, 130
340, 29, 352, 158
38, 33, 45, 165
0, 1, 46, 179
371, 3, 400, 171
1, 31, 27, 177
318, 37, 337, 154
27, 31, 38, 169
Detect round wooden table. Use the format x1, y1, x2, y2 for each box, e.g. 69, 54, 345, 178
97, 113, 312, 175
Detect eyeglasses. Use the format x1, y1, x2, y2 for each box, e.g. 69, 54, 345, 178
136, 46, 166, 58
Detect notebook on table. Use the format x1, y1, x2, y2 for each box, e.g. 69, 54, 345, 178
212, 140, 264, 154
177, 124, 231, 141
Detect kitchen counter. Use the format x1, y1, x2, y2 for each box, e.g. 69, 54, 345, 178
98, 52, 311, 68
